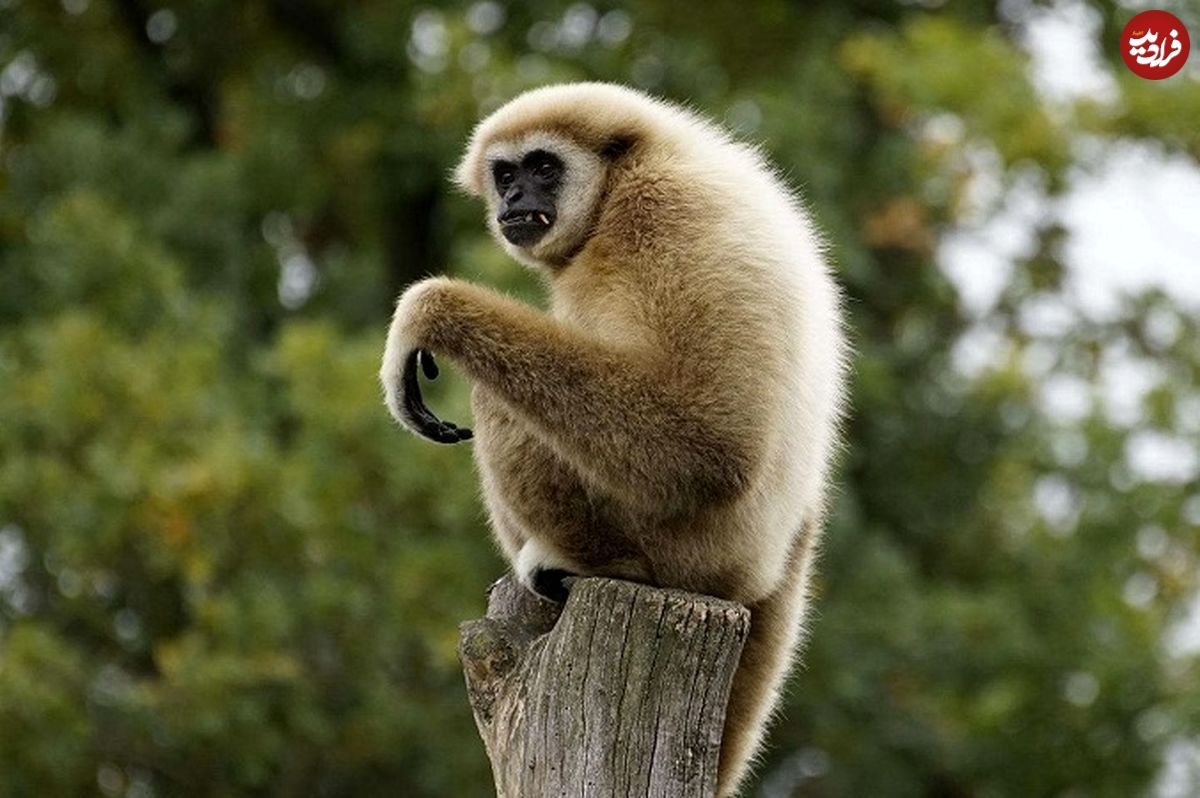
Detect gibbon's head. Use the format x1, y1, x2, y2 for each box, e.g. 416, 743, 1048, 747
468, 131, 605, 266
454, 83, 676, 269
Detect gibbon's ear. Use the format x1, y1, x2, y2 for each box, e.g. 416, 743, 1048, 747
452, 139, 490, 197
452, 158, 480, 196
600, 134, 635, 161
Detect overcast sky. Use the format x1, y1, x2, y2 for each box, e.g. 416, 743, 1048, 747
941, 0, 1200, 320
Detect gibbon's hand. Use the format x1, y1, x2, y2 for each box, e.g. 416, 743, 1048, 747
402, 348, 474, 444
381, 277, 473, 445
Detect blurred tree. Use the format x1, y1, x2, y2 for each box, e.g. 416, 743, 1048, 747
0, 1, 1197, 796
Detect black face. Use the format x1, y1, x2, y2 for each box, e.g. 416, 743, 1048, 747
493, 149, 564, 247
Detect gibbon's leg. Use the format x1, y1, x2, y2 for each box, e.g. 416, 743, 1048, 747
479, 488, 526, 565
716, 524, 818, 797
384, 277, 759, 516
472, 384, 657, 598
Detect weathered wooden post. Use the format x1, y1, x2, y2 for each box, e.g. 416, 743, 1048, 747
458, 575, 750, 797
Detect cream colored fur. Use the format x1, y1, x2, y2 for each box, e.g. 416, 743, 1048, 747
381, 82, 848, 796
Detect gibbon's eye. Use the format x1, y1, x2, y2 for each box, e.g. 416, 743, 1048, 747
492, 163, 516, 191
523, 150, 563, 183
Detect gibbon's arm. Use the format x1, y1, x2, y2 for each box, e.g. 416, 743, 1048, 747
382, 277, 758, 515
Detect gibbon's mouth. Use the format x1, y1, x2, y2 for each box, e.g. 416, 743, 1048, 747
498, 210, 555, 246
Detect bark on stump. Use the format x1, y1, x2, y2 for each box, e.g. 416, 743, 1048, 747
458, 575, 750, 797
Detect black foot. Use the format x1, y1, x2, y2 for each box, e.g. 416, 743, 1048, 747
531, 568, 576, 603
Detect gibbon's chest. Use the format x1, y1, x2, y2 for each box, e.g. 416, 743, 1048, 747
548, 269, 648, 345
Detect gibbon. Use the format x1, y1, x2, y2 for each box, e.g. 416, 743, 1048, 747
380, 82, 847, 796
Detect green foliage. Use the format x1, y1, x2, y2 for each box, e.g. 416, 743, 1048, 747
1, 1, 1197, 796
842, 16, 1068, 169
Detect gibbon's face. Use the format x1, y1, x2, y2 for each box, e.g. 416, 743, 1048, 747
481, 133, 607, 267
492, 150, 563, 247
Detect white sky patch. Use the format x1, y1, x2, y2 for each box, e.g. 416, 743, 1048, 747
0, 524, 27, 591
1059, 141, 1200, 317
1137, 524, 1170, 560
937, 164, 1043, 318
938, 232, 1012, 317
278, 252, 317, 310
262, 212, 318, 310
940, 140, 1200, 327
1040, 374, 1092, 422
1033, 473, 1081, 535
0, 524, 32, 614
1124, 431, 1199, 483
1166, 592, 1200, 658
1018, 0, 1119, 105
1098, 341, 1165, 427
942, 1, 1200, 330
1156, 738, 1200, 798
950, 321, 1008, 378
1017, 294, 1077, 337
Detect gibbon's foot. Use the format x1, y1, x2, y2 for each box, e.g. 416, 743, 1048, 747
402, 349, 474, 444
531, 568, 576, 603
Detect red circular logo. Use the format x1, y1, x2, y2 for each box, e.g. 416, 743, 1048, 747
1122, 10, 1190, 80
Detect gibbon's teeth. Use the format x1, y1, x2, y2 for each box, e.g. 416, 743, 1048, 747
538, 213, 550, 225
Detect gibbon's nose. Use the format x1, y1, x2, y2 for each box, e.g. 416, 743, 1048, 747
503, 185, 524, 203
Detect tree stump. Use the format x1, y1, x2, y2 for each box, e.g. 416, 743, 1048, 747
458, 575, 750, 797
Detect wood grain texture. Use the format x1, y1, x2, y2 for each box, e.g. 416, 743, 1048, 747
459, 575, 750, 797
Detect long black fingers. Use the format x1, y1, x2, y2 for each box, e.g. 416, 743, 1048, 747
418, 348, 439, 380
401, 350, 474, 444
401, 351, 443, 437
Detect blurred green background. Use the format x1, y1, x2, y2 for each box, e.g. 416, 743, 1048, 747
2, 0, 1199, 795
